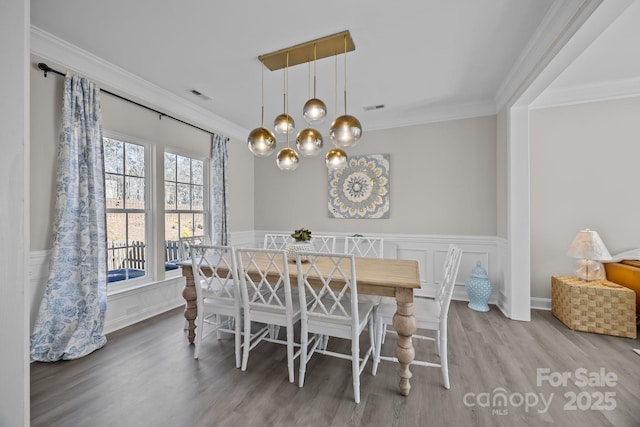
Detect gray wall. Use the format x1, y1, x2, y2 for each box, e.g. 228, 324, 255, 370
530, 96, 640, 299
254, 115, 498, 236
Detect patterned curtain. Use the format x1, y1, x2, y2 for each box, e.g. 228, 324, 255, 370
211, 134, 230, 245
30, 74, 108, 361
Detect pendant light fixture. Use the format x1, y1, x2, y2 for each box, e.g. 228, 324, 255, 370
247, 63, 276, 157
276, 53, 299, 171
273, 52, 295, 135
325, 52, 347, 171
329, 34, 362, 147
253, 30, 359, 171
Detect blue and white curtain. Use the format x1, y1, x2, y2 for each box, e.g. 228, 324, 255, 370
211, 134, 230, 245
30, 74, 108, 361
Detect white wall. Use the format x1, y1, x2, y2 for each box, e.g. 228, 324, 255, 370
530, 96, 640, 300
254, 115, 498, 236
0, 0, 30, 425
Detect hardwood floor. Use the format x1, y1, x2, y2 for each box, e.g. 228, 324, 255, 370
31, 301, 640, 427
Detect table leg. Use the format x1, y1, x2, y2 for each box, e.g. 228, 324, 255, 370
181, 268, 197, 344
392, 288, 417, 396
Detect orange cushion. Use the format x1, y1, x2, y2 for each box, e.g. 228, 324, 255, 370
604, 261, 640, 315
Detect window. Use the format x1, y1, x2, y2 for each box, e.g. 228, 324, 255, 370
104, 137, 149, 283
164, 152, 206, 267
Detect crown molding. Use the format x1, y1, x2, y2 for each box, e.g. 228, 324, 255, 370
494, 0, 602, 110
30, 25, 248, 141
530, 76, 640, 109
364, 99, 497, 132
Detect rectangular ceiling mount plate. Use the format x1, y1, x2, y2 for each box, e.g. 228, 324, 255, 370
258, 30, 355, 71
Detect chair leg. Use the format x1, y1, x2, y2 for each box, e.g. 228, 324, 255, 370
241, 313, 252, 371
194, 312, 203, 360
216, 315, 223, 340
298, 328, 308, 388
351, 337, 361, 404
440, 324, 450, 389
286, 324, 295, 383
234, 315, 242, 369
368, 315, 376, 372
372, 317, 383, 375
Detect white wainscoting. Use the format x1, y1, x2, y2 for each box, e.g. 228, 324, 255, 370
30, 232, 531, 335
29, 231, 262, 335
256, 231, 512, 315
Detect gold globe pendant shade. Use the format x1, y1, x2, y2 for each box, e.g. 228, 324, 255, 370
247, 127, 276, 157
274, 113, 295, 135
303, 98, 327, 124
329, 114, 362, 147
296, 127, 323, 157
325, 147, 347, 170
276, 147, 300, 171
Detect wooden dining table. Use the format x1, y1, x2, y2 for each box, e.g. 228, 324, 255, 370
179, 254, 421, 396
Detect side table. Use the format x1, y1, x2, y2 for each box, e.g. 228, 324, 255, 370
551, 276, 636, 338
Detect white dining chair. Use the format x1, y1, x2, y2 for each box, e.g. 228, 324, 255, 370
372, 244, 463, 390
236, 248, 301, 383
344, 236, 384, 259
190, 244, 242, 368
295, 251, 375, 404
312, 235, 337, 253
263, 233, 293, 250
180, 235, 211, 261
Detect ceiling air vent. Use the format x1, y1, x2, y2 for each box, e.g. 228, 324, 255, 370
363, 104, 385, 111
190, 89, 212, 101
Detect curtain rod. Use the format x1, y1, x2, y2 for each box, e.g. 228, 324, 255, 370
37, 62, 215, 137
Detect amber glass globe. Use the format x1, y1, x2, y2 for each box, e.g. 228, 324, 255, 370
247, 127, 276, 157
276, 147, 299, 171
329, 114, 362, 147
303, 98, 327, 124
325, 148, 347, 170
296, 128, 323, 157
274, 114, 295, 134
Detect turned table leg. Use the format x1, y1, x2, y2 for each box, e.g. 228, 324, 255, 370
392, 288, 417, 396
181, 267, 197, 344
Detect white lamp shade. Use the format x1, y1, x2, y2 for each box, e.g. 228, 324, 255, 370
567, 229, 612, 261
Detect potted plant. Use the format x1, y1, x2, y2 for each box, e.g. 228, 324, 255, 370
291, 228, 312, 242
288, 228, 313, 262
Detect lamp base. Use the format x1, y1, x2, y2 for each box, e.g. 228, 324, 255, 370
575, 259, 606, 281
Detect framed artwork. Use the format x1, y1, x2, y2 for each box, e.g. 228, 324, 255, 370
328, 154, 390, 219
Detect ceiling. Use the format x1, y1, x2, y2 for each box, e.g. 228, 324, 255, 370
30, 1, 636, 141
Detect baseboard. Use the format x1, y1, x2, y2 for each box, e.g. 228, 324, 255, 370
531, 297, 551, 311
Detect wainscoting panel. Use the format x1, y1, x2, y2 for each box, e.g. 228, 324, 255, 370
29, 233, 518, 335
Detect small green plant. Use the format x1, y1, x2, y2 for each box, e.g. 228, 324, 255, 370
291, 228, 312, 242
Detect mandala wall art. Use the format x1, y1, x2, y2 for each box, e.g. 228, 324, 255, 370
328, 154, 390, 219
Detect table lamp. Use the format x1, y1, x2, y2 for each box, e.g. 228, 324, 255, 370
567, 228, 612, 281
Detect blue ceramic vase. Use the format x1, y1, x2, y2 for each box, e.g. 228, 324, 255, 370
465, 261, 492, 312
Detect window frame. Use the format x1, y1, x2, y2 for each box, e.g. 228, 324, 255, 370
103, 131, 153, 293
163, 149, 209, 278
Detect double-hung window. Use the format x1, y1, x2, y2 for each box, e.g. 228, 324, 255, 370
164, 152, 206, 268
104, 136, 150, 285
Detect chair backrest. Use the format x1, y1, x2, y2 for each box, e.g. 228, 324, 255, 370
190, 244, 239, 306
312, 235, 337, 253
180, 235, 211, 261
435, 245, 463, 320
344, 236, 384, 259
263, 233, 293, 250
296, 252, 359, 329
236, 248, 294, 315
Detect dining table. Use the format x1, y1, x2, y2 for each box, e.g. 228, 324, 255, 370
179, 253, 421, 397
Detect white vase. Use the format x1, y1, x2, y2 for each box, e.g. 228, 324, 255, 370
286, 241, 314, 262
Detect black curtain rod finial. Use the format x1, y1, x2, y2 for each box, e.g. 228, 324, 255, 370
38, 62, 50, 77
